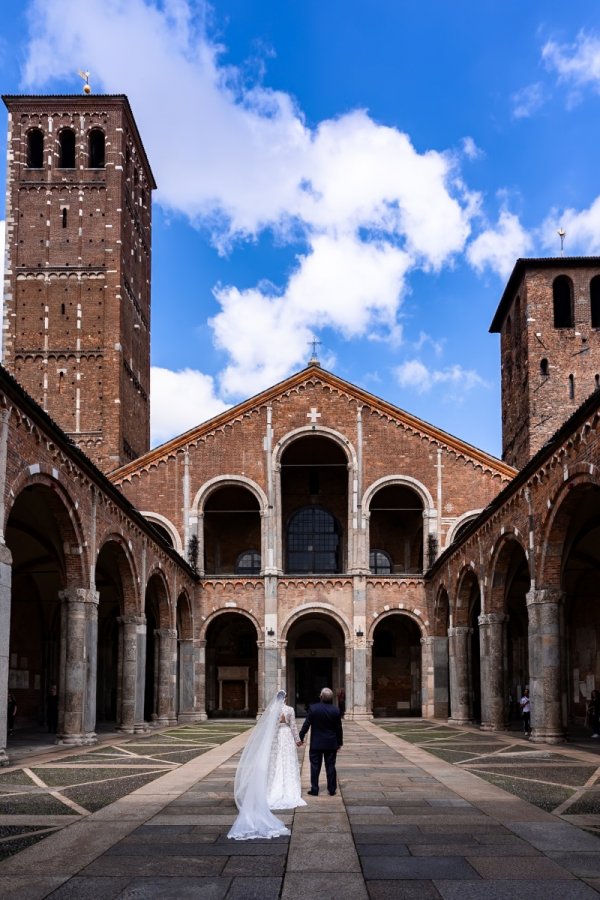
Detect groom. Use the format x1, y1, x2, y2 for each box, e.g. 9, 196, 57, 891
298, 687, 343, 796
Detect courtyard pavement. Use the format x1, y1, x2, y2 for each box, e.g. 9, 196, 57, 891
2, 721, 600, 898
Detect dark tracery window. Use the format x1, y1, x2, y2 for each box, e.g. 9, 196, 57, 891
370, 549, 392, 575
27, 129, 44, 168
88, 129, 105, 168
287, 506, 340, 574
553, 275, 574, 328
235, 550, 261, 575
58, 129, 76, 168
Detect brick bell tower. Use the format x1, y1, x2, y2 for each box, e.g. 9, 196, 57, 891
490, 257, 600, 470
2, 93, 155, 472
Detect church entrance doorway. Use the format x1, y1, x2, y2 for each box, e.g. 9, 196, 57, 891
205, 613, 258, 717
372, 614, 422, 717
285, 614, 345, 717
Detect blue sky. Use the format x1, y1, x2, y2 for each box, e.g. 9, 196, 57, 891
3, 1, 600, 455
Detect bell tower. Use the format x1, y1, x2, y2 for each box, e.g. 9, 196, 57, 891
2, 93, 155, 472
490, 257, 600, 470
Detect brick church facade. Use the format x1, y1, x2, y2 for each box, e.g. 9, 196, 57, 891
0, 92, 599, 763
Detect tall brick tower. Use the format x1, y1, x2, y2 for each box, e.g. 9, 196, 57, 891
490, 257, 600, 469
2, 94, 155, 472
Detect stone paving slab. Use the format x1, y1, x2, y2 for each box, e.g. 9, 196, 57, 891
2, 720, 600, 898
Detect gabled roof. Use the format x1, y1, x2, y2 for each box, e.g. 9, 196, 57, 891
490, 256, 600, 333
109, 364, 516, 481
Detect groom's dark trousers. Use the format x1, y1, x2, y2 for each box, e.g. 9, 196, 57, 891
299, 701, 343, 795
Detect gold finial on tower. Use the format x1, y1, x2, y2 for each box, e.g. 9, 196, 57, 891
78, 70, 91, 94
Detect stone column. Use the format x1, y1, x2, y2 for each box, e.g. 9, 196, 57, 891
0, 543, 13, 766
428, 635, 449, 719
351, 573, 368, 719
527, 588, 564, 744
134, 616, 148, 733
58, 588, 99, 746
117, 615, 144, 732
156, 628, 177, 726
83, 589, 99, 737
479, 613, 507, 732
420, 636, 433, 718
177, 638, 199, 723
263, 574, 279, 709
448, 626, 473, 725
197, 639, 208, 721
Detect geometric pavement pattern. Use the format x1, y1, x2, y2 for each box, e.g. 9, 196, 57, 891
383, 722, 600, 834
0, 724, 251, 860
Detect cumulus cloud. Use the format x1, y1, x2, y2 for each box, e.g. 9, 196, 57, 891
467, 209, 533, 279
23, 0, 478, 397
543, 31, 600, 93
512, 82, 546, 119
150, 367, 228, 446
395, 360, 488, 395
540, 197, 600, 256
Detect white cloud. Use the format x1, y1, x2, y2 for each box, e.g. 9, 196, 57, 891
540, 196, 600, 256
543, 31, 600, 92
467, 210, 533, 279
150, 367, 228, 446
395, 360, 487, 395
462, 136, 483, 160
512, 83, 546, 119
23, 0, 478, 398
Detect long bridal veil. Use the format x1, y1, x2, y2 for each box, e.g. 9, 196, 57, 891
227, 690, 291, 840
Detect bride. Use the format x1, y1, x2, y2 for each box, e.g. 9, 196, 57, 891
228, 690, 306, 841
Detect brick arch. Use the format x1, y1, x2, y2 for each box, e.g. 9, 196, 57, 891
454, 565, 481, 626
369, 607, 427, 641
445, 509, 483, 548
175, 590, 193, 641
273, 425, 357, 471
140, 511, 182, 553
95, 533, 140, 616
199, 607, 261, 643
433, 585, 450, 637
144, 568, 172, 628
362, 475, 435, 515
538, 467, 600, 589
487, 531, 529, 615
192, 475, 268, 515
6, 468, 88, 587
281, 603, 352, 644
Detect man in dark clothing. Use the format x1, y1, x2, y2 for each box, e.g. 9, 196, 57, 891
299, 687, 343, 796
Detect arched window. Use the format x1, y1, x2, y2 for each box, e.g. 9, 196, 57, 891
568, 374, 575, 400
27, 129, 44, 168
505, 315, 512, 336
591, 276, 600, 328
369, 549, 392, 575
287, 506, 340, 574
540, 358, 549, 377
88, 129, 105, 168
235, 550, 261, 575
58, 129, 75, 168
553, 275, 574, 328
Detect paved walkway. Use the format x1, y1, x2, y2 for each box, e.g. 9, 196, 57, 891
2, 722, 600, 898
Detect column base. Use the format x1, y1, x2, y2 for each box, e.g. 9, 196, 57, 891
117, 725, 135, 734
177, 712, 204, 724
448, 717, 474, 727
348, 708, 371, 721
0, 749, 10, 767
56, 732, 97, 747
134, 722, 151, 734
480, 723, 508, 733
530, 729, 565, 744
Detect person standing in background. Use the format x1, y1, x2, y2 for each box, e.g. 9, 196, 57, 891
7, 693, 17, 735
520, 687, 531, 737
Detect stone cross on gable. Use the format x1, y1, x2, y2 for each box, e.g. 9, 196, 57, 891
307, 407, 321, 424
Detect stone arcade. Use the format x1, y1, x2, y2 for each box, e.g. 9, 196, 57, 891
1, 91, 600, 764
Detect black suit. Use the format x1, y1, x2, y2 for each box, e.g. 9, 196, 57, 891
299, 701, 343, 795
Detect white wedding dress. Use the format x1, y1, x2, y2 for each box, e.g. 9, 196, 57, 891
267, 704, 307, 810
228, 691, 304, 841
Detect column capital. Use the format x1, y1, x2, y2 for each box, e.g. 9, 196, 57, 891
478, 612, 507, 627
117, 614, 146, 626
59, 588, 99, 606
449, 625, 472, 637
155, 627, 177, 640
526, 587, 563, 607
